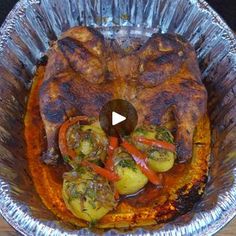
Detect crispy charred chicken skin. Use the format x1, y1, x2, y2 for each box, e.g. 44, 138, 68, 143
39, 26, 207, 165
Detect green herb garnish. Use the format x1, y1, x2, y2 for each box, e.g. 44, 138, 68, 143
63, 155, 70, 163
75, 153, 85, 161
68, 183, 80, 201
86, 188, 96, 200
118, 159, 136, 171
75, 165, 87, 175
156, 127, 174, 144
89, 219, 97, 228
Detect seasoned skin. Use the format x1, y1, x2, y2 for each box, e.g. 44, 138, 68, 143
39, 27, 207, 164
133, 33, 207, 163
57, 37, 106, 84
40, 27, 114, 164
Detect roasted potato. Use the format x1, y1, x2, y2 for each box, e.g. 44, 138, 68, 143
131, 126, 157, 150
66, 121, 108, 164
113, 149, 148, 195
131, 126, 176, 172
62, 167, 116, 222
147, 149, 175, 172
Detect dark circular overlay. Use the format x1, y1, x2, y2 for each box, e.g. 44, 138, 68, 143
99, 99, 138, 138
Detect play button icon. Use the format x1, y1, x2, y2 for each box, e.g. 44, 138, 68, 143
112, 111, 126, 126
99, 99, 138, 137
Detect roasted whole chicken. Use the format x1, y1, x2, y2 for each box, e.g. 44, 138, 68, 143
39, 26, 207, 165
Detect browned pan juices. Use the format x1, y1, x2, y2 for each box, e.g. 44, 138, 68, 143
24, 65, 211, 228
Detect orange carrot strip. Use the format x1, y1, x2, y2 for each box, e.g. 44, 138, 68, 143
81, 160, 120, 182
58, 116, 88, 159
105, 136, 119, 171
134, 136, 176, 152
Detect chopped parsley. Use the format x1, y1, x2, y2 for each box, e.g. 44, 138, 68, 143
67, 183, 81, 202
75, 165, 87, 175
156, 127, 174, 144
88, 199, 96, 209
89, 219, 97, 228
63, 155, 71, 164
74, 153, 85, 162
86, 188, 96, 200
118, 159, 136, 171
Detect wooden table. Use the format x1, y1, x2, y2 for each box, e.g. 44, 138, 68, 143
0, 215, 235, 235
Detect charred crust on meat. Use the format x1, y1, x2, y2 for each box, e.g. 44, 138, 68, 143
86, 26, 105, 42
58, 37, 88, 57
92, 92, 112, 109
42, 100, 65, 124
57, 37, 105, 84
139, 42, 184, 87
41, 148, 59, 165
176, 139, 192, 163
60, 82, 71, 91
37, 55, 48, 66
192, 112, 198, 122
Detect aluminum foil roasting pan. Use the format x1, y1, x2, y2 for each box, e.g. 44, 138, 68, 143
0, 0, 235, 235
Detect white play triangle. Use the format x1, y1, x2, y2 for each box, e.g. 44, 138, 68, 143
112, 111, 126, 126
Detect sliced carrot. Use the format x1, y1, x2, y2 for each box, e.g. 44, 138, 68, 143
81, 160, 120, 182
134, 136, 176, 152
58, 116, 88, 160
121, 141, 162, 185
105, 136, 119, 171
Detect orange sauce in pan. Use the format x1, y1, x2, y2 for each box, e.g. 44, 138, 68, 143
24, 65, 211, 228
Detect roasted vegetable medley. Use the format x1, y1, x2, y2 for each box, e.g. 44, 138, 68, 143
59, 116, 176, 222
